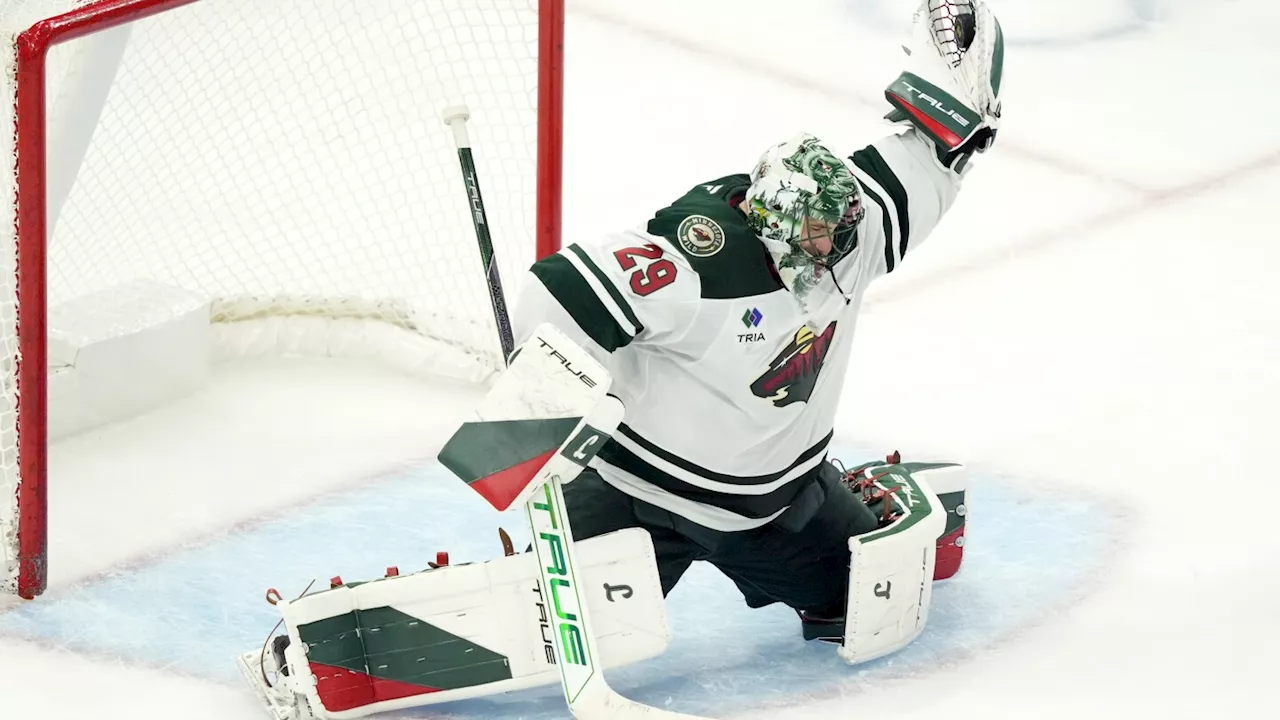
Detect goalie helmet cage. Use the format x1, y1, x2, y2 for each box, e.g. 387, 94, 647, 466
0, 0, 565, 600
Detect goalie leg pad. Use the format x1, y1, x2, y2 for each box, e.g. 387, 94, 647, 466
839, 463, 954, 665
237, 528, 668, 720
928, 467, 968, 581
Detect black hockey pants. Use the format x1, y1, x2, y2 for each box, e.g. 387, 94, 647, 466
561, 461, 879, 617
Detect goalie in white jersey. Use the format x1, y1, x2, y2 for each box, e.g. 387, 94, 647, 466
510, 0, 1002, 638
235, 6, 1003, 718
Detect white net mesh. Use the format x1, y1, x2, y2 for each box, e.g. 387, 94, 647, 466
0, 0, 548, 594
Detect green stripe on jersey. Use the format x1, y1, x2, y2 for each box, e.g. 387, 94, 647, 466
851, 148, 911, 261
856, 180, 897, 274
566, 244, 644, 333
531, 251, 635, 351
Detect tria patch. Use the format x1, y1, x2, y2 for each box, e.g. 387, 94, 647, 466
675, 214, 725, 258
750, 322, 838, 407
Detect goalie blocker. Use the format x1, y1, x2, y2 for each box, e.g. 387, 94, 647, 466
235, 327, 970, 718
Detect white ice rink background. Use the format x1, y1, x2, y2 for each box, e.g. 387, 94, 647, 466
1, 1, 1276, 718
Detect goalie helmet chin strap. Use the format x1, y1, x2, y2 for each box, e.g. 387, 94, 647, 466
825, 263, 852, 305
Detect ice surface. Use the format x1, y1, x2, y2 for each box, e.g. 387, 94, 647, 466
2, 1, 1279, 719
0, 449, 1115, 719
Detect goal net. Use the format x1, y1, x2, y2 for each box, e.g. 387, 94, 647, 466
0, 0, 563, 599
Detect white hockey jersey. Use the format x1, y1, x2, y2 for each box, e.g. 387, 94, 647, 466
511, 129, 962, 532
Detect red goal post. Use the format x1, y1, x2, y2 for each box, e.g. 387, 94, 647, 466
3, 0, 564, 600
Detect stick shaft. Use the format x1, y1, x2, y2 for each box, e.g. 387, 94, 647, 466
443, 108, 707, 720
445, 109, 514, 360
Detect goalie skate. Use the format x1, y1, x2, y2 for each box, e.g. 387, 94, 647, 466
237, 634, 317, 720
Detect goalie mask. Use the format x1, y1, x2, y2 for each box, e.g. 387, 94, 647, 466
743, 133, 864, 298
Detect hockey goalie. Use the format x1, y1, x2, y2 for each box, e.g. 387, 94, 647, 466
236, 1, 1000, 717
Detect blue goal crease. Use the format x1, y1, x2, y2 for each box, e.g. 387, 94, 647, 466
0, 447, 1117, 719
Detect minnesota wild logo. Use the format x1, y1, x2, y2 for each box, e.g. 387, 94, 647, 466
750, 321, 838, 407
675, 214, 725, 258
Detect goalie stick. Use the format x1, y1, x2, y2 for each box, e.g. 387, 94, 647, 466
444, 106, 710, 720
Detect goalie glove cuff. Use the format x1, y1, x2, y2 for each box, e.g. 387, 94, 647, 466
937, 125, 997, 175
884, 72, 986, 154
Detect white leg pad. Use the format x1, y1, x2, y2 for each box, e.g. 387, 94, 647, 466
238, 527, 668, 720
838, 467, 947, 665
